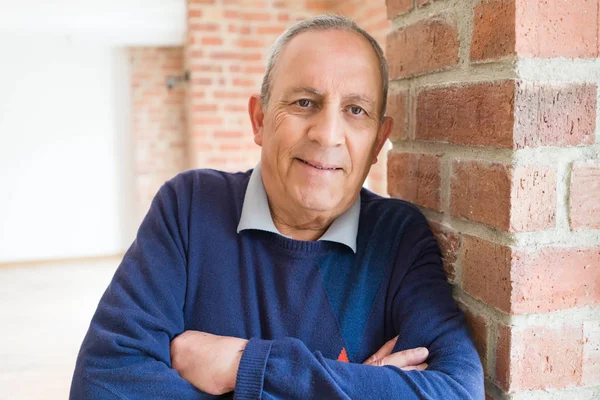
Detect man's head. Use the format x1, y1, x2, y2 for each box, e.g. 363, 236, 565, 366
248, 14, 393, 225
260, 15, 390, 122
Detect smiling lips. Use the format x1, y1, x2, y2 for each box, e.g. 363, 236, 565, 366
297, 158, 342, 171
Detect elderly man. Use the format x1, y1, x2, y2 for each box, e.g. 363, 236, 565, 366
71, 15, 484, 399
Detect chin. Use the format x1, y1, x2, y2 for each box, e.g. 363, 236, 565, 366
295, 190, 341, 213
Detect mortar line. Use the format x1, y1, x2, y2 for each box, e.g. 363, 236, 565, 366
517, 58, 600, 83
389, 62, 516, 90
390, 141, 600, 165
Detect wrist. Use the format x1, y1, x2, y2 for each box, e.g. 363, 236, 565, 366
228, 338, 248, 391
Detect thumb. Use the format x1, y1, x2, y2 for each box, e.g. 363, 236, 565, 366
363, 336, 398, 365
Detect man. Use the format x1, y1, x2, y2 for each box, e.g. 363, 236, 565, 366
71, 15, 484, 399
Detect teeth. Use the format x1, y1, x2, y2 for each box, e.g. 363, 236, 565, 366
300, 159, 337, 170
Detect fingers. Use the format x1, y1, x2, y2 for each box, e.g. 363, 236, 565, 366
363, 336, 398, 365
368, 347, 429, 369
401, 363, 428, 371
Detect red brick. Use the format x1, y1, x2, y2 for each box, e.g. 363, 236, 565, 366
512, 247, 600, 313
244, 66, 265, 74
192, 117, 224, 126
496, 325, 584, 391
451, 161, 511, 230
515, 0, 599, 58
570, 162, 600, 230
256, 25, 286, 35
386, 0, 413, 19
416, 81, 515, 147
233, 78, 256, 87
387, 17, 459, 79
462, 236, 513, 313
387, 152, 443, 211
428, 222, 461, 282
233, 38, 264, 49
192, 104, 218, 113
463, 308, 488, 376
305, 0, 331, 11
224, 104, 248, 113
513, 82, 596, 149
213, 130, 244, 139
188, 9, 203, 19
583, 320, 600, 385
510, 165, 556, 231
130, 47, 187, 219
471, 0, 516, 61
228, 24, 251, 34
386, 89, 408, 140
201, 37, 223, 46
463, 236, 600, 313
417, 81, 596, 149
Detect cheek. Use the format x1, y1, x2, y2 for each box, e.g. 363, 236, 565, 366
346, 129, 379, 172
272, 108, 297, 133
270, 112, 308, 150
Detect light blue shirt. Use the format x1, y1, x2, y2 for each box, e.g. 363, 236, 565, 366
237, 163, 360, 253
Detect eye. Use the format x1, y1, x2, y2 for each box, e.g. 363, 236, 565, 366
348, 105, 366, 116
295, 99, 315, 108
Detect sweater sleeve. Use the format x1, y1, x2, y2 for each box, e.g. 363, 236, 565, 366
233, 222, 485, 400
69, 177, 217, 400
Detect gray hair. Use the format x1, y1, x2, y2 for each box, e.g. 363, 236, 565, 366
260, 14, 389, 122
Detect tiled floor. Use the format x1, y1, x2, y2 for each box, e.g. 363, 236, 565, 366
0, 257, 119, 399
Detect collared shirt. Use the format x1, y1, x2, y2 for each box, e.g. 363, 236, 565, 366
237, 163, 360, 253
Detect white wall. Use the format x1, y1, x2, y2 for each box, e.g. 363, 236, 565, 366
0, 0, 186, 46
0, 36, 136, 263
0, 0, 186, 263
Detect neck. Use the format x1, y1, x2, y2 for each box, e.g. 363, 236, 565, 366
269, 202, 336, 241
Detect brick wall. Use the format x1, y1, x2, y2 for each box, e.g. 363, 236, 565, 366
130, 47, 187, 221
386, 0, 600, 398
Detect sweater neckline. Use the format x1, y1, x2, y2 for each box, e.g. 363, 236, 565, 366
252, 230, 341, 257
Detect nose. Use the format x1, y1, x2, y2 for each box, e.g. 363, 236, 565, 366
307, 106, 344, 148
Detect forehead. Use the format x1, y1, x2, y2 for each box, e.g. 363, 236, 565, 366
272, 29, 382, 102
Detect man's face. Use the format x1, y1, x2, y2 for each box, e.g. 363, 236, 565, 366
251, 29, 392, 217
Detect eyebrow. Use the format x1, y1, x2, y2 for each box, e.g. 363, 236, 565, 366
283, 87, 376, 109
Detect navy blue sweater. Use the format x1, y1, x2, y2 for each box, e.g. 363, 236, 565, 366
70, 169, 484, 399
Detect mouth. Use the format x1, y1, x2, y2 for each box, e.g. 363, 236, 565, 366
296, 158, 342, 171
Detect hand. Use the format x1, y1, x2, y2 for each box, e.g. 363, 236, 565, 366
363, 336, 429, 371
170, 331, 248, 395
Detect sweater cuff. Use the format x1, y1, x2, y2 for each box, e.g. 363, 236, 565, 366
234, 338, 273, 400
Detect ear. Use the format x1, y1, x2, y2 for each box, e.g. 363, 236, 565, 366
248, 95, 265, 146
371, 116, 393, 165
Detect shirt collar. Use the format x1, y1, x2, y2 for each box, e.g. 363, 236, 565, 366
237, 163, 360, 253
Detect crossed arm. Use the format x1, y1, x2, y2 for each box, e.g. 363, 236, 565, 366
69, 181, 484, 399
169, 331, 429, 395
